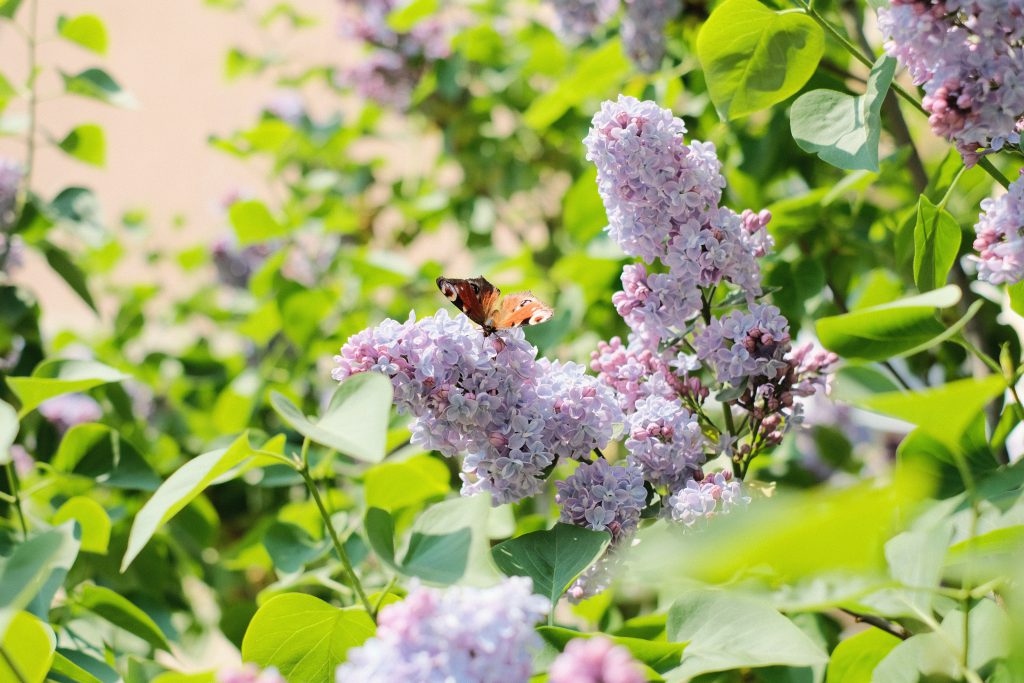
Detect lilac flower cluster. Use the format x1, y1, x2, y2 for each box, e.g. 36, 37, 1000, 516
666, 470, 750, 527
549, 636, 646, 683
555, 459, 647, 541
695, 304, 791, 386
333, 310, 622, 503
217, 665, 285, 683
972, 170, 1024, 284
551, 0, 619, 40
622, 0, 681, 73
878, 0, 1024, 165
336, 578, 549, 683
624, 395, 706, 490
338, 0, 451, 109
0, 159, 21, 229
38, 394, 102, 433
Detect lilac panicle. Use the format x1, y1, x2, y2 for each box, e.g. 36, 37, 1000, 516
549, 636, 647, 683
622, 0, 680, 72
973, 170, 1024, 284
550, 0, 619, 40
555, 459, 647, 541
625, 394, 706, 490
336, 577, 549, 683
694, 303, 791, 387
332, 310, 622, 504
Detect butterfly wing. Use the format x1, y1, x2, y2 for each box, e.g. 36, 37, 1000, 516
490, 291, 554, 330
436, 276, 501, 327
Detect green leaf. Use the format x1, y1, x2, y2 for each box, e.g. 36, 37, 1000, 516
879, 525, 951, 618
50, 650, 111, 683
860, 375, 1007, 450
913, 196, 962, 291
826, 629, 901, 683
364, 455, 450, 512
790, 56, 895, 171
241, 594, 374, 678
0, 526, 80, 639
386, 0, 438, 31
0, 611, 55, 683
524, 40, 630, 130
697, 0, 825, 120
40, 241, 99, 312
0, 398, 16, 466
270, 373, 393, 463
121, 434, 257, 571
365, 506, 472, 584
57, 15, 109, 54
76, 584, 170, 651
491, 523, 610, 605
6, 359, 125, 418
263, 521, 328, 573
60, 68, 135, 108
538, 626, 687, 674
0, 0, 22, 19
49, 186, 103, 235
815, 285, 961, 362
58, 123, 106, 166
51, 423, 160, 490
1009, 282, 1024, 318
228, 199, 286, 245
52, 497, 111, 554
665, 591, 828, 678
562, 167, 606, 243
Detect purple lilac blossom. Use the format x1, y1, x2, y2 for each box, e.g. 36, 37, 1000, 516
622, 0, 681, 72
666, 470, 750, 527
694, 304, 791, 387
624, 394, 706, 490
0, 159, 21, 229
972, 170, 1024, 284
217, 665, 285, 683
590, 335, 679, 413
336, 577, 549, 683
38, 394, 102, 433
10, 445, 33, 478
550, 0, 619, 40
549, 636, 647, 683
878, 0, 1024, 165
332, 310, 622, 504
555, 459, 647, 541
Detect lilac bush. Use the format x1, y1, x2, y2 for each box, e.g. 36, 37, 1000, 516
336, 578, 549, 682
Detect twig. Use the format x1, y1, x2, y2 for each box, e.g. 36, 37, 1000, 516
839, 608, 910, 640
4, 462, 27, 539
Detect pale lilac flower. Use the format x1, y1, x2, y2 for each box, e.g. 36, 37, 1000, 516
0, 159, 22, 229
550, 0, 619, 40
695, 304, 791, 386
972, 170, 1024, 284
622, 0, 680, 72
263, 91, 306, 125
333, 310, 622, 504
38, 394, 102, 433
625, 394, 706, 490
878, 0, 1024, 164
336, 578, 549, 683
217, 664, 285, 683
590, 335, 678, 413
0, 234, 24, 273
566, 550, 622, 603
549, 636, 646, 683
556, 459, 647, 541
666, 470, 750, 527
10, 445, 33, 478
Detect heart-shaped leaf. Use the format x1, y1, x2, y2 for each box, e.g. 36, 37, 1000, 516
913, 195, 962, 292
791, 56, 896, 171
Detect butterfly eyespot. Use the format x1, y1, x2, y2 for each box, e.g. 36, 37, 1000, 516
470, 282, 480, 294
530, 311, 553, 325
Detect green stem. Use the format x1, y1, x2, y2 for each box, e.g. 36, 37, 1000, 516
793, 0, 1010, 190
372, 575, 397, 619
4, 462, 27, 539
299, 453, 374, 617
937, 166, 968, 212
0, 645, 29, 683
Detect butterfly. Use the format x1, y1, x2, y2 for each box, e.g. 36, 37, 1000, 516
436, 276, 554, 337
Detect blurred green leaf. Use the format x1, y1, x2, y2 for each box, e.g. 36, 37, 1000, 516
0, 525, 79, 639
697, 0, 825, 120
228, 199, 287, 245
50, 650, 111, 683
262, 521, 328, 573
524, 40, 630, 129
0, 398, 16, 465
52, 423, 160, 490
0, 611, 54, 683
57, 14, 109, 54
492, 523, 610, 605
60, 68, 135, 108
386, 0, 437, 31
791, 56, 895, 171
270, 373, 393, 463
665, 591, 828, 678
826, 629, 901, 683
364, 454, 450, 512
562, 167, 606, 243
365, 506, 472, 584
121, 434, 259, 571
52, 497, 111, 554
7, 359, 125, 418
0, 0, 22, 19
40, 241, 99, 312
241, 594, 374, 677
58, 124, 106, 166
77, 584, 170, 651
816, 285, 961, 361
913, 196, 962, 292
